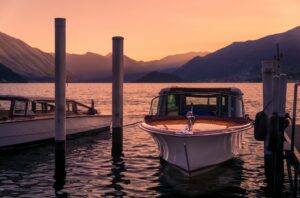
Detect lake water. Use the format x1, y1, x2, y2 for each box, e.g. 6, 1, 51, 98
0, 83, 296, 197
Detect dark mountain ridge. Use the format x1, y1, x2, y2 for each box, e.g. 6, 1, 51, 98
134, 71, 184, 83
0, 63, 27, 82
175, 26, 300, 81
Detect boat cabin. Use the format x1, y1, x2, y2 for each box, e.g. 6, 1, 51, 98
0, 95, 97, 121
149, 87, 245, 118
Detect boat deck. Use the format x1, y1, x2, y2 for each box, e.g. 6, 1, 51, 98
145, 118, 250, 134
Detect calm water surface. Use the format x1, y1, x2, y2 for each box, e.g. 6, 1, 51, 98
0, 83, 296, 197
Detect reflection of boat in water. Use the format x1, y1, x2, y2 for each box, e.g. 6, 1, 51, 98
156, 158, 244, 196
0, 95, 111, 149
139, 87, 253, 175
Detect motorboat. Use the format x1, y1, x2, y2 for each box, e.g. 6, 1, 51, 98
0, 95, 111, 149
139, 87, 252, 175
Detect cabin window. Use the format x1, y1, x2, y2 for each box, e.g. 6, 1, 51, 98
231, 97, 243, 117
49, 104, 55, 113
76, 103, 90, 113
222, 97, 226, 106
34, 102, 43, 113
208, 97, 217, 105
32, 102, 55, 114
26, 101, 34, 115
0, 100, 11, 119
218, 95, 229, 116
167, 95, 179, 115
67, 102, 74, 112
184, 95, 217, 116
186, 96, 216, 106
0, 100, 11, 110
14, 100, 26, 116
150, 96, 160, 115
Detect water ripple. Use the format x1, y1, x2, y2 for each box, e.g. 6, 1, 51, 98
0, 83, 295, 197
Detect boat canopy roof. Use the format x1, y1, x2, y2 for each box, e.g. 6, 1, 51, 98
159, 87, 243, 96
0, 95, 30, 101
0, 95, 75, 102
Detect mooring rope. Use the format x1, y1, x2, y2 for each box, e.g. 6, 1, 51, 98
249, 100, 272, 125
263, 100, 272, 112
121, 121, 142, 128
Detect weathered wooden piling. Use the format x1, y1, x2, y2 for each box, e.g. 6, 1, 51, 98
272, 76, 280, 114
112, 36, 124, 156
262, 60, 275, 177
54, 18, 66, 187
262, 61, 275, 115
276, 74, 287, 191
271, 75, 283, 192
55, 18, 66, 143
261, 59, 287, 194
279, 74, 287, 117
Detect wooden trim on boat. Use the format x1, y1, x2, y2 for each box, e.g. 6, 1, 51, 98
140, 123, 251, 137
140, 115, 252, 136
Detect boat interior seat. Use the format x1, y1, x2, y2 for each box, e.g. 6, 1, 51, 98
0, 110, 10, 120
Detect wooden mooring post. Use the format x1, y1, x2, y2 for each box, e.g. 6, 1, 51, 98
112, 36, 124, 157
261, 60, 275, 178
54, 18, 66, 192
261, 59, 287, 196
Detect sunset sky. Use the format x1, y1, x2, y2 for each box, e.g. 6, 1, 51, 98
0, 0, 300, 61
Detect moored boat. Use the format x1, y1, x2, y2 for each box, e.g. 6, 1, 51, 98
139, 87, 253, 175
0, 95, 111, 149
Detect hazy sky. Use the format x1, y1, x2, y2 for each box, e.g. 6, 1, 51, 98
0, 0, 300, 60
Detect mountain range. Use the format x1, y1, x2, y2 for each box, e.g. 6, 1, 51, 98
1, 26, 300, 82
0, 31, 207, 82
174, 26, 300, 82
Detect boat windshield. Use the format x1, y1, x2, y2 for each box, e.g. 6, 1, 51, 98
0, 100, 11, 120
150, 93, 244, 118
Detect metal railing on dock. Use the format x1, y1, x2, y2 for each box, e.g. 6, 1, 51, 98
284, 82, 300, 197
290, 83, 300, 152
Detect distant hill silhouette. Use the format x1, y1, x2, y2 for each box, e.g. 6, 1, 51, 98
0, 63, 27, 82
0, 32, 207, 82
141, 51, 209, 71
175, 26, 300, 81
134, 71, 184, 82
0, 32, 54, 81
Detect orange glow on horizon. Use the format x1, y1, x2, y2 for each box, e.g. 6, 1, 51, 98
0, 0, 300, 61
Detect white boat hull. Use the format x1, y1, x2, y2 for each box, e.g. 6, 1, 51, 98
0, 115, 111, 148
140, 122, 251, 174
